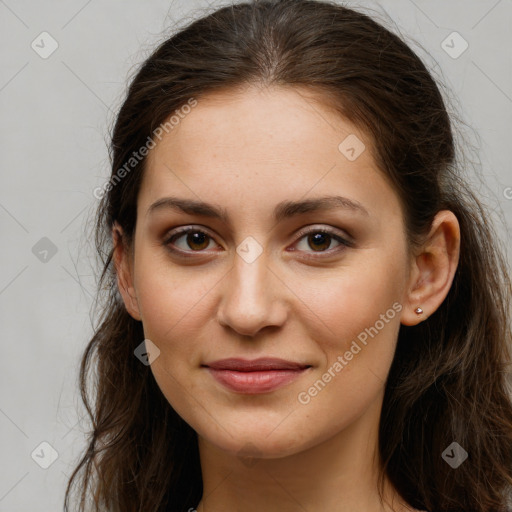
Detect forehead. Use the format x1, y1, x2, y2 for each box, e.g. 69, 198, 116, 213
147, 84, 365, 165
139, 85, 402, 228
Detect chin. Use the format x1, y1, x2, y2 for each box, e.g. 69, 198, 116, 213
197, 420, 314, 461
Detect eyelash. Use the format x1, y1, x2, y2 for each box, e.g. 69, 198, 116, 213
162, 225, 353, 259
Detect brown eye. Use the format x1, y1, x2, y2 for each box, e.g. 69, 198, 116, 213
306, 232, 332, 251
293, 228, 352, 255
183, 231, 210, 251
165, 228, 216, 253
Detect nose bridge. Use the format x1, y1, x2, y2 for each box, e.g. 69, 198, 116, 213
216, 243, 287, 336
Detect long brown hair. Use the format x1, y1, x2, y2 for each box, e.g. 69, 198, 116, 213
64, 1, 512, 510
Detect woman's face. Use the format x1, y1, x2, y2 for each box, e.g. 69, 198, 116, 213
124, 85, 413, 458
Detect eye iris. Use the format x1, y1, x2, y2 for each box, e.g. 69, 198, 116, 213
187, 232, 209, 250
308, 232, 331, 251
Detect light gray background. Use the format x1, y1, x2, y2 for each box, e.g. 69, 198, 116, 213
1, 0, 511, 510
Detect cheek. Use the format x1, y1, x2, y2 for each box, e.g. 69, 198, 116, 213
292, 248, 407, 415
295, 247, 407, 349
294, 276, 402, 440
133, 247, 218, 346
133, 260, 213, 423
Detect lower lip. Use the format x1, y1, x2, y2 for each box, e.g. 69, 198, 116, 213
206, 368, 309, 394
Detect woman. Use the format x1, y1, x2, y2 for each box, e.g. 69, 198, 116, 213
64, 1, 512, 511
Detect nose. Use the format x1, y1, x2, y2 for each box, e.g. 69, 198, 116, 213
216, 250, 289, 338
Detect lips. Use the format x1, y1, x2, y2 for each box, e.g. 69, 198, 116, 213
204, 357, 310, 371
203, 358, 311, 394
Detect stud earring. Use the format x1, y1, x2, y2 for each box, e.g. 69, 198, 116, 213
415, 307, 423, 315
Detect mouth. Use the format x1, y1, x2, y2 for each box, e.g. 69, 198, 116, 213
202, 357, 312, 394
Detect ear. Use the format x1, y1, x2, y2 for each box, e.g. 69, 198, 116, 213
112, 221, 142, 321
400, 210, 460, 326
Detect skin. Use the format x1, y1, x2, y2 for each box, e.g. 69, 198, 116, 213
113, 84, 460, 512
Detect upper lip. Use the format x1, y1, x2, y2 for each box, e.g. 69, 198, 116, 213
204, 358, 311, 371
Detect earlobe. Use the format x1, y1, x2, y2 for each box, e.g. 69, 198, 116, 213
400, 210, 460, 326
112, 222, 142, 322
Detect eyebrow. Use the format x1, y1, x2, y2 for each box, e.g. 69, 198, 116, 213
146, 195, 369, 222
